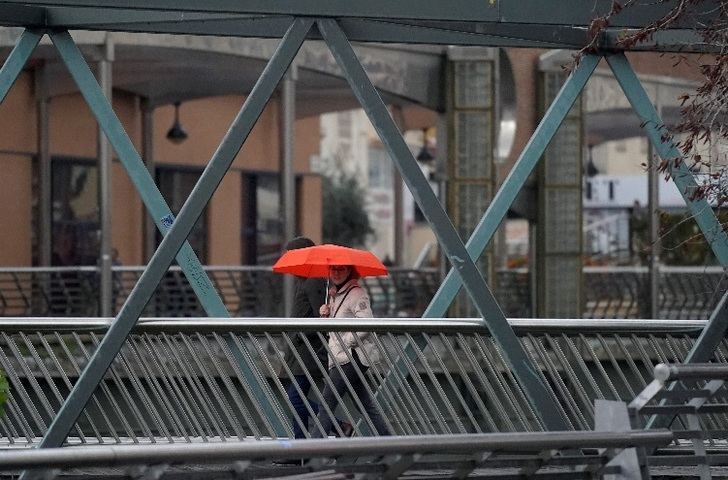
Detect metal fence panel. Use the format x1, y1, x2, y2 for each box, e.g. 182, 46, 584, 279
0, 317, 722, 447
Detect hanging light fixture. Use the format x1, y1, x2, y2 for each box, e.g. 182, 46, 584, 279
416, 127, 434, 164
585, 144, 599, 177
166, 101, 188, 144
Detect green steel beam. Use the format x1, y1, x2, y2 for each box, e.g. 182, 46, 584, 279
42, 15, 574, 49
317, 18, 567, 431
607, 52, 728, 372
0, 0, 499, 22
52, 26, 283, 435
0, 0, 717, 29
686, 290, 728, 363
22, 21, 310, 462
424, 54, 600, 320
50, 30, 229, 318
0, 29, 42, 103
606, 53, 728, 267
0, 3, 716, 52
0, 4, 45, 26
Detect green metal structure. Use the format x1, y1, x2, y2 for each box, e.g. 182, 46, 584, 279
0, 2, 725, 471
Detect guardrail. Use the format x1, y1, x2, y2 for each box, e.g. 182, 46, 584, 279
0, 266, 439, 318
1, 317, 724, 448
0, 265, 724, 319
0, 431, 674, 479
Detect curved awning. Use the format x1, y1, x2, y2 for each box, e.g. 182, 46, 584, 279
0, 28, 445, 116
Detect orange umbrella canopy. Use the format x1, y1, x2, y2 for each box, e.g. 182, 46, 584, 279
272, 244, 388, 278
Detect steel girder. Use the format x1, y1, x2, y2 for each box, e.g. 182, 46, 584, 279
0, 0, 720, 52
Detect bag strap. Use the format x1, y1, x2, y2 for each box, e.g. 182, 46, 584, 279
332, 285, 361, 318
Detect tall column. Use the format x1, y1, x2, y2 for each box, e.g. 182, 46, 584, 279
648, 140, 660, 317
35, 65, 51, 267
446, 47, 497, 317
141, 99, 155, 263
97, 37, 114, 317
391, 106, 406, 266
435, 113, 449, 282
280, 64, 296, 316
536, 53, 584, 318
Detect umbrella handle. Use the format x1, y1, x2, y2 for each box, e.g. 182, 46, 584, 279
324, 277, 330, 316
325, 277, 329, 305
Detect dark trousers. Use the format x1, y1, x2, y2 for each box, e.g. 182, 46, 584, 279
312, 355, 390, 437
287, 374, 319, 439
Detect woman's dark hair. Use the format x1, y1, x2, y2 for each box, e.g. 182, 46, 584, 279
285, 236, 315, 251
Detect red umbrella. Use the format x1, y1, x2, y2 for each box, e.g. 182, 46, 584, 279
272, 243, 388, 278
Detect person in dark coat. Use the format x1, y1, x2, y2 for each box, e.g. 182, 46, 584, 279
282, 236, 352, 439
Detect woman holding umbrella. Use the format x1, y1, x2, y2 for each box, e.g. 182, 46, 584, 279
273, 244, 392, 437
314, 264, 391, 437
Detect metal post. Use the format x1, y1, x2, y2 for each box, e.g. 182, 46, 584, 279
25, 20, 312, 462
647, 140, 660, 318
35, 63, 51, 267
423, 54, 600, 319
97, 37, 113, 317
141, 99, 155, 263
318, 18, 568, 430
435, 113, 448, 282
392, 107, 405, 266
280, 64, 296, 316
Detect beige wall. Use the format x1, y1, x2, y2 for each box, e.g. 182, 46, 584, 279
0, 71, 35, 152
0, 154, 33, 265
209, 170, 242, 264
0, 72, 35, 266
112, 161, 144, 265
0, 76, 322, 267
298, 174, 323, 245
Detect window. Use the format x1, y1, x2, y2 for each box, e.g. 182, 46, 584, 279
51, 157, 99, 266
367, 147, 392, 189
156, 167, 209, 263
243, 173, 283, 264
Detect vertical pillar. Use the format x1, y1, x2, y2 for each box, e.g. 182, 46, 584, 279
141, 99, 155, 263
435, 113, 449, 282
647, 85, 661, 319
647, 140, 660, 318
280, 64, 296, 316
446, 46, 497, 316
97, 37, 114, 317
35, 64, 51, 267
391, 106, 406, 266
536, 53, 584, 318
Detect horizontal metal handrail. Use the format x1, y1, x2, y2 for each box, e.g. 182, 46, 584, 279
653, 363, 728, 382
0, 317, 712, 334
0, 431, 674, 469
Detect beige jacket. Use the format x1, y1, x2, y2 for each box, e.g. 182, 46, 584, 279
326, 279, 379, 368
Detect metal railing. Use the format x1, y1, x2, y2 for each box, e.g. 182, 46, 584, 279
0, 265, 725, 319
584, 266, 728, 320
499, 266, 728, 319
1, 317, 725, 448
0, 431, 674, 480
0, 266, 439, 318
